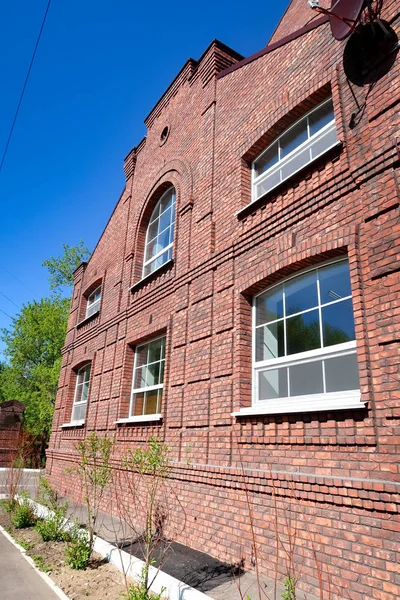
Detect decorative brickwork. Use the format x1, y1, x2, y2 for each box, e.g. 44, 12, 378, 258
47, 3, 400, 598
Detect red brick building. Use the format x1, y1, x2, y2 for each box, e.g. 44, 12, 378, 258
47, 1, 400, 597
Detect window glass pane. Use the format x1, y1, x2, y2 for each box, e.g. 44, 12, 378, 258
280, 119, 308, 159
157, 389, 163, 413
285, 271, 318, 316
322, 301, 355, 346
146, 361, 161, 386
254, 143, 279, 176
83, 366, 91, 382
259, 368, 288, 400
286, 309, 321, 355
159, 207, 172, 233
80, 382, 89, 403
159, 189, 174, 213
256, 285, 284, 325
134, 366, 147, 389
136, 346, 148, 368
280, 146, 311, 180
325, 353, 359, 392
310, 126, 337, 159
148, 338, 163, 364
144, 390, 158, 415
256, 322, 284, 361
255, 169, 281, 198
309, 100, 334, 137
147, 219, 159, 242
319, 261, 351, 305
72, 402, 86, 421
132, 392, 145, 416
289, 360, 324, 396
156, 228, 171, 252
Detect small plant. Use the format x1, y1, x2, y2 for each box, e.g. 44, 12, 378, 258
32, 554, 52, 573
72, 432, 114, 559
35, 477, 69, 541
121, 566, 165, 600
11, 494, 36, 529
281, 575, 297, 600
16, 538, 34, 551
65, 529, 91, 570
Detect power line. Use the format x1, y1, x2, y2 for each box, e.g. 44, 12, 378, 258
0, 307, 13, 320
0, 0, 53, 176
0, 290, 20, 309
0, 265, 36, 296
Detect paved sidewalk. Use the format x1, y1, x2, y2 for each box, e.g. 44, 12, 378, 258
0, 529, 60, 600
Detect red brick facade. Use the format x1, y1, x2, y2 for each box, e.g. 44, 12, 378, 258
0, 400, 24, 467
47, 2, 400, 598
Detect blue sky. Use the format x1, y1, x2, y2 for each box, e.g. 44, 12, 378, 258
0, 0, 289, 358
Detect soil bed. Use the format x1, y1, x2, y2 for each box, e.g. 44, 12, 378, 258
118, 538, 238, 594
0, 503, 129, 600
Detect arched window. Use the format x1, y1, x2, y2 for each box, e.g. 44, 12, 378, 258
143, 187, 176, 277
252, 98, 337, 202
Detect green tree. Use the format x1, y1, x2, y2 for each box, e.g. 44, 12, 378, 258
0, 297, 70, 452
0, 242, 91, 462
42, 240, 90, 293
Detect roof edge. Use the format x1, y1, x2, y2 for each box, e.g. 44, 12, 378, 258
217, 15, 329, 80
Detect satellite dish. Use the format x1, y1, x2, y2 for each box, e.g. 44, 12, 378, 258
308, 0, 384, 41
330, 0, 365, 41
343, 20, 399, 86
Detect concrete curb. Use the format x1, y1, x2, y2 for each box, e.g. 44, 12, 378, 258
0, 524, 70, 600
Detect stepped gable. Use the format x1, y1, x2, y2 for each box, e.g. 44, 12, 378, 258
144, 40, 243, 130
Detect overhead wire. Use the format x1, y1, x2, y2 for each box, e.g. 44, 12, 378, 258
0, 307, 13, 320
0, 0, 53, 176
0, 265, 36, 296
0, 290, 20, 309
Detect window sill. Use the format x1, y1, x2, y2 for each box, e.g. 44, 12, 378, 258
76, 310, 100, 329
232, 393, 365, 417
115, 414, 162, 424
237, 141, 343, 220
61, 420, 85, 428
130, 260, 174, 293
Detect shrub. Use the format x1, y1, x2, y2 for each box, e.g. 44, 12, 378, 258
35, 509, 67, 542
65, 530, 91, 570
122, 567, 165, 600
11, 496, 36, 529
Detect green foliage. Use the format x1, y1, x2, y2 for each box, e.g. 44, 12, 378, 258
35, 480, 70, 541
11, 495, 36, 529
0, 296, 70, 444
32, 554, 52, 573
16, 538, 34, 551
122, 566, 165, 600
281, 575, 297, 600
125, 437, 170, 478
123, 438, 171, 592
42, 240, 91, 293
73, 432, 114, 557
65, 530, 91, 570
35, 510, 67, 542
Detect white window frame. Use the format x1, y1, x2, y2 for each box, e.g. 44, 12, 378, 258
142, 188, 176, 278
251, 98, 339, 203
128, 336, 165, 420
234, 259, 365, 417
85, 285, 101, 318
71, 364, 91, 424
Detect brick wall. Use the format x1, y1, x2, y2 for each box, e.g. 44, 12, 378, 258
0, 401, 24, 467
47, 3, 400, 598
